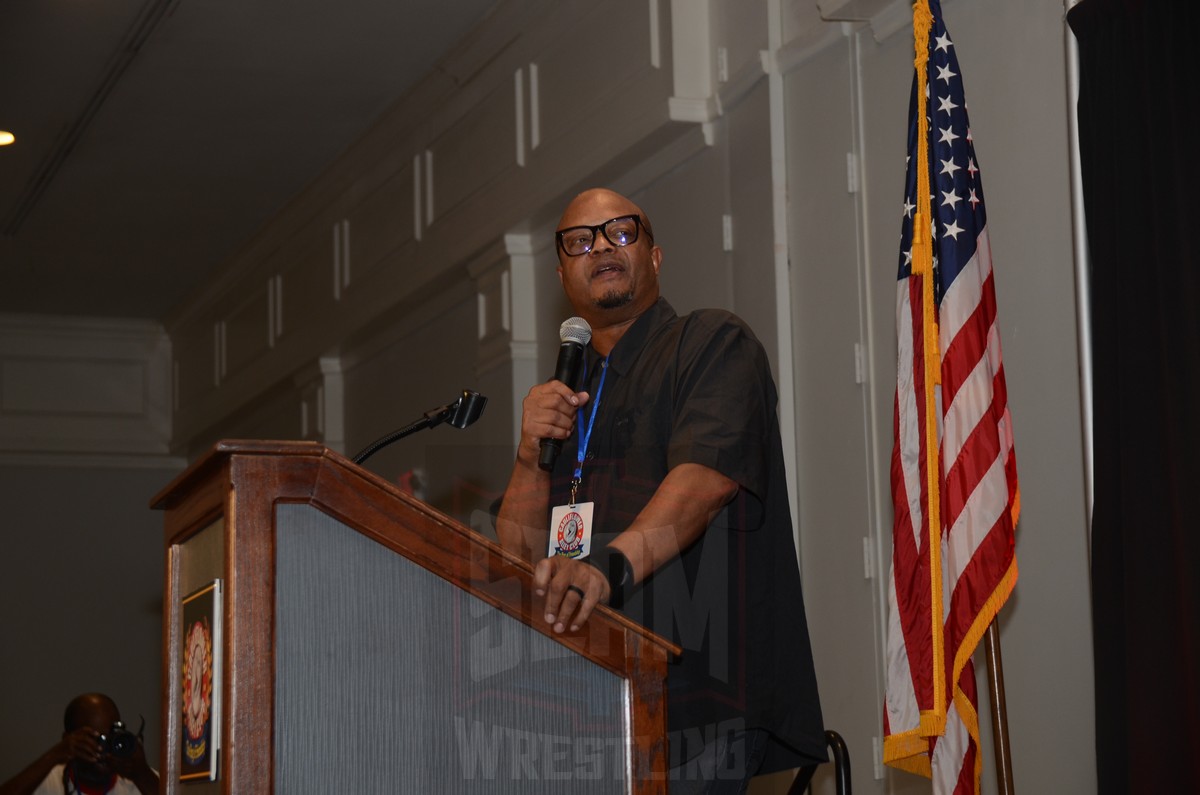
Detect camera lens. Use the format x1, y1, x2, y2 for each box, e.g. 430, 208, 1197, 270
102, 721, 137, 758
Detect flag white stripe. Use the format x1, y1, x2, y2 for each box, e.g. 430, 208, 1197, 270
938, 227, 992, 354
940, 320, 999, 467
945, 456, 1008, 590
886, 280, 930, 742
896, 285, 927, 548
931, 690, 970, 792
999, 406, 1015, 461
885, 563, 922, 731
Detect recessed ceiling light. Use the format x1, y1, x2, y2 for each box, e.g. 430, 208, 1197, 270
0, 132, 14, 146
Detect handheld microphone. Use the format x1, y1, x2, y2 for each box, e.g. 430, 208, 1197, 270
538, 316, 592, 471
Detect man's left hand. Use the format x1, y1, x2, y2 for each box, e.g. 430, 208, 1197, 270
533, 555, 611, 633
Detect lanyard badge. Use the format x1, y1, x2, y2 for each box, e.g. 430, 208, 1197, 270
548, 359, 607, 560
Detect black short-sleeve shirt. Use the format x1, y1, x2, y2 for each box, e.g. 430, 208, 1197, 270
549, 297, 826, 770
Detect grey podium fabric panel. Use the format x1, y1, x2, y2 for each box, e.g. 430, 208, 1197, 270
275, 504, 629, 794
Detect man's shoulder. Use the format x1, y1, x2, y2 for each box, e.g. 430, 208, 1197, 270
673, 307, 763, 348
640, 298, 753, 337
680, 306, 749, 328
633, 300, 768, 372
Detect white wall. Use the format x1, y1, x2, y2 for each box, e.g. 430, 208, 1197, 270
787, 25, 889, 795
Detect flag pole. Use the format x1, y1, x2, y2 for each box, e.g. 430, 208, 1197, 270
983, 620, 1015, 795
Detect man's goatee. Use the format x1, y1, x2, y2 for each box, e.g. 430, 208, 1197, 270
596, 289, 634, 309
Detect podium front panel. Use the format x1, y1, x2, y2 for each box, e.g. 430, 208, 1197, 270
274, 504, 631, 793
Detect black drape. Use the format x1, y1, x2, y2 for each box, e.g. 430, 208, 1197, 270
1068, 0, 1200, 791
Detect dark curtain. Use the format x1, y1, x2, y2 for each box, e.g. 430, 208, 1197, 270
1067, 0, 1200, 791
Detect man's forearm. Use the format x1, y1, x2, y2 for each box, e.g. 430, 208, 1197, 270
530, 462, 741, 634
607, 462, 739, 584
496, 458, 551, 563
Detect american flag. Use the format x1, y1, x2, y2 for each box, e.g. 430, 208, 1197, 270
883, 1, 1020, 792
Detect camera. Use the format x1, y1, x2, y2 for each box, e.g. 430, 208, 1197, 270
100, 717, 143, 758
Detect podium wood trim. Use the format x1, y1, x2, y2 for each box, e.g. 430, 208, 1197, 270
153, 440, 678, 794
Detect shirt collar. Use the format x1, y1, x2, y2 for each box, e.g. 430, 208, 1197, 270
589, 297, 677, 377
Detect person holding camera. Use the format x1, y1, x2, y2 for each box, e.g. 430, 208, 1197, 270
0, 693, 159, 795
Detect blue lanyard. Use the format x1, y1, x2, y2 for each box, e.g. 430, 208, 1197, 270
570, 357, 608, 504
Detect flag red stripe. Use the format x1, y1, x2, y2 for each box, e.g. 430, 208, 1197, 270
942, 401, 1003, 531
891, 411, 936, 706
953, 665, 980, 795
944, 511, 1015, 659
940, 270, 998, 409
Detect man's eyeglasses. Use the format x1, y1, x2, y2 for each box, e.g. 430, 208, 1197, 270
556, 215, 651, 257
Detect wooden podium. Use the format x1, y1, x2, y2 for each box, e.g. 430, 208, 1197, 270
152, 440, 678, 794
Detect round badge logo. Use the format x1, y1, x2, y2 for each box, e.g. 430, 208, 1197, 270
556, 511, 585, 558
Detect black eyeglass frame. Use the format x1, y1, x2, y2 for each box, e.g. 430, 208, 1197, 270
555, 215, 652, 257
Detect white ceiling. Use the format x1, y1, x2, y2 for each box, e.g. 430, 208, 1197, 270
0, 0, 498, 320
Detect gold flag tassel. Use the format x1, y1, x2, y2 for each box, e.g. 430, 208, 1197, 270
910, 0, 947, 731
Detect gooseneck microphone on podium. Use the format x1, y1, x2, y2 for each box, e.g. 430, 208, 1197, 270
352, 389, 488, 465
538, 316, 592, 471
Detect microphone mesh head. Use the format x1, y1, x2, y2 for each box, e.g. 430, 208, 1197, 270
559, 316, 592, 345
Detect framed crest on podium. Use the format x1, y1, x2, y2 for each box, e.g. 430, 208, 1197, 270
180, 579, 222, 783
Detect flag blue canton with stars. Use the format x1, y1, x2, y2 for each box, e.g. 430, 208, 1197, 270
898, 0, 986, 306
